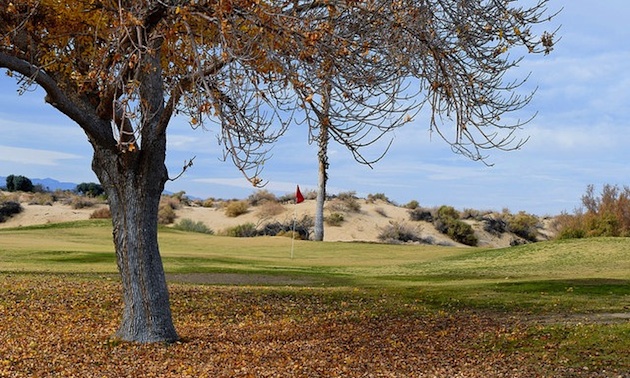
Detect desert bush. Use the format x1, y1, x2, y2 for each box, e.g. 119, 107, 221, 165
482, 214, 508, 235
27, 192, 54, 206
201, 198, 215, 208
408, 207, 433, 222
437, 205, 460, 220
0, 201, 22, 223
367, 193, 390, 204
0, 192, 20, 203
405, 200, 419, 209
555, 184, 630, 239
260, 216, 312, 239
327, 191, 361, 213
248, 190, 278, 206
553, 212, 586, 239
257, 201, 285, 219
68, 196, 96, 209
434, 205, 477, 246
90, 207, 112, 219
174, 218, 214, 234
506, 211, 539, 242
158, 203, 177, 224
224, 200, 249, 217
378, 221, 429, 244
224, 223, 258, 237
325, 212, 345, 226
461, 208, 489, 220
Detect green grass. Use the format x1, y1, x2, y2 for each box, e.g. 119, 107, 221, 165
1, 220, 629, 315
1, 220, 629, 374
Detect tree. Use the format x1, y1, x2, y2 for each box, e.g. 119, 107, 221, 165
285, 1, 557, 241
76, 182, 105, 197
5, 174, 33, 192
1, 0, 556, 343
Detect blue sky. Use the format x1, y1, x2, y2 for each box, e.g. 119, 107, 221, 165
1, 1, 629, 215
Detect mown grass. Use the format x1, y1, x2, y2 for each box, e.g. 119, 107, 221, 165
1, 221, 629, 376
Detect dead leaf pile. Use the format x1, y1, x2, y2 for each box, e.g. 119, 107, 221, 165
0, 275, 623, 377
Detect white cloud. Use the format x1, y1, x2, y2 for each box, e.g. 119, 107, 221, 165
0, 145, 82, 166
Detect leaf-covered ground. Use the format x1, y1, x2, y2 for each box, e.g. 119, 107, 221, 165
0, 275, 627, 377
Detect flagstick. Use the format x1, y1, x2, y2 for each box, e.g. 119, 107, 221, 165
290, 203, 297, 259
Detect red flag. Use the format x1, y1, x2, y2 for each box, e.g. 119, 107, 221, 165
296, 185, 304, 204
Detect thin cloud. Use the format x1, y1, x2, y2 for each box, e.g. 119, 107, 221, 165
0, 145, 83, 166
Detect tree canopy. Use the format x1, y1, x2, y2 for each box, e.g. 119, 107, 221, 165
1, 0, 557, 343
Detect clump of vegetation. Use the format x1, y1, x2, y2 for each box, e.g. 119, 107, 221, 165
158, 195, 180, 225
90, 207, 112, 219
433, 205, 478, 246
5, 174, 33, 193
404, 200, 420, 210
224, 222, 258, 237
75, 182, 104, 197
481, 214, 508, 235
224, 200, 249, 217
67, 196, 96, 209
325, 212, 344, 226
505, 211, 539, 242
367, 193, 391, 204
201, 198, 215, 208
0, 201, 22, 223
327, 191, 361, 213
408, 207, 433, 222
27, 192, 54, 206
173, 218, 214, 234
257, 201, 285, 219
260, 216, 313, 240
248, 190, 278, 206
378, 221, 429, 244
555, 184, 630, 239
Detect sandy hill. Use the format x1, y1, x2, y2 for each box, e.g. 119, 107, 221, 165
0, 193, 556, 248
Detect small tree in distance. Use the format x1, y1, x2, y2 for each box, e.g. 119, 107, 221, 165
5, 174, 33, 193
76, 182, 105, 197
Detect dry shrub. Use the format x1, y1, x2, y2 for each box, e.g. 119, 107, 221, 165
0, 201, 22, 223
248, 190, 278, 206
327, 191, 361, 213
158, 204, 176, 224
69, 196, 96, 209
378, 221, 429, 244
405, 200, 420, 210
325, 212, 344, 226
555, 184, 630, 239
224, 222, 257, 237
257, 201, 285, 219
201, 198, 215, 208
224, 200, 249, 217
27, 192, 54, 206
90, 207, 111, 219
0, 192, 20, 203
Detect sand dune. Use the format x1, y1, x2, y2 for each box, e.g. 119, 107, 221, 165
1, 194, 554, 248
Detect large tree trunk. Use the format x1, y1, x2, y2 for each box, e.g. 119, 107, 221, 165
314, 123, 329, 242
313, 80, 332, 242
92, 142, 178, 343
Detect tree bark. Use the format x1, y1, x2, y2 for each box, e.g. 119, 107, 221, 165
92, 142, 179, 343
314, 122, 329, 242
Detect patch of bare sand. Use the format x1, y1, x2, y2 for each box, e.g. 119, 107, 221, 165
0, 202, 108, 229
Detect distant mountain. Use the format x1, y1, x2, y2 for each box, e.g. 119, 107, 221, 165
0, 176, 78, 191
